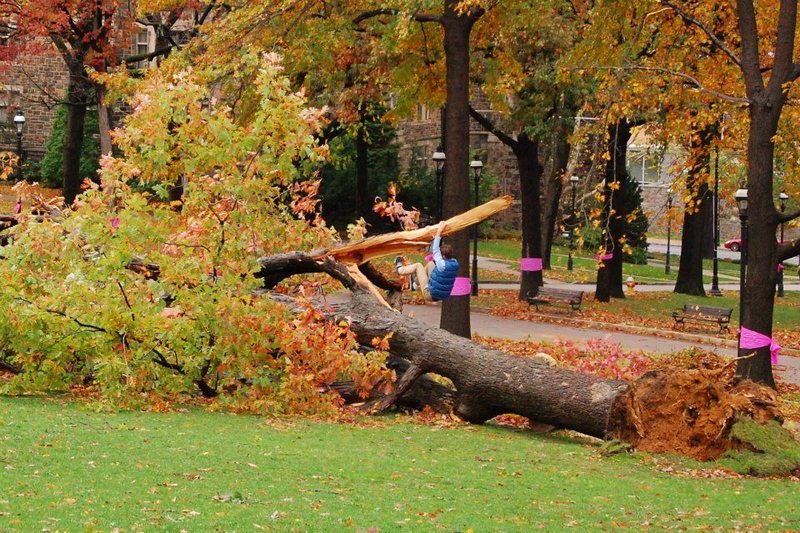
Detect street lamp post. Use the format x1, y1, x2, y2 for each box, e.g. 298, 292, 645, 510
432, 147, 446, 221
568, 175, 579, 271
735, 188, 748, 336
709, 145, 723, 296
665, 193, 673, 274
13, 110, 25, 180
778, 191, 789, 297
470, 158, 483, 296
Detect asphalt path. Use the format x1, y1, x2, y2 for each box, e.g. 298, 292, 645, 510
400, 302, 800, 385
647, 241, 741, 261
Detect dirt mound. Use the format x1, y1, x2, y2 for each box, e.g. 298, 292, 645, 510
610, 365, 782, 461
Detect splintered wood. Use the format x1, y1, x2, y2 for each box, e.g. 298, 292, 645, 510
322, 196, 514, 265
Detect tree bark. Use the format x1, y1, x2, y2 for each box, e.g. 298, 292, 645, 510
439, 2, 483, 338
675, 126, 714, 296
97, 84, 113, 157
317, 292, 630, 436
736, 105, 780, 387
541, 132, 571, 270
595, 120, 631, 302
516, 134, 544, 298
62, 70, 91, 206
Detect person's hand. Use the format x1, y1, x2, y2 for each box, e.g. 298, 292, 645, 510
436, 221, 446, 236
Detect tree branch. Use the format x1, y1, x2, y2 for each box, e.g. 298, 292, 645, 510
778, 208, 800, 224
767, 0, 799, 96
468, 106, 518, 148
659, 1, 741, 68
573, 65, 750, 104
778, 239, 800, 262
736, 0, 766, 95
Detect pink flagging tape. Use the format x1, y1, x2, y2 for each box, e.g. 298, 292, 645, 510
595, 252, 613, 261
520, 257, 543, 272
740, 327, 781, 365
450, 276, 472, 296
425, 254, 434, 263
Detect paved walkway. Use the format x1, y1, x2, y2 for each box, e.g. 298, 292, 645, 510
400, 303, 800, 385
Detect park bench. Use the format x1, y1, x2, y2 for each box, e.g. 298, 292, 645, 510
526, 287, 584, 312
671, 304, 733, 334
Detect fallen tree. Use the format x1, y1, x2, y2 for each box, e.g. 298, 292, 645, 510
255, 198, 786, 462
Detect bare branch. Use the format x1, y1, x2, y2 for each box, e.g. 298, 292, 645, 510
659, 1, 741, 68
778, 208, 800, 224
468, 106, 517, 148
778, 238, 800, 262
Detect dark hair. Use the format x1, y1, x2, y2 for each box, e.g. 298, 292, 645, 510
440, 243, 453, 259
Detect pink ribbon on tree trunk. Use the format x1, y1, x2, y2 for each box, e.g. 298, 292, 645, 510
739, 327, 781, 365
450, 277, 471, 296
520, 258, 543, 272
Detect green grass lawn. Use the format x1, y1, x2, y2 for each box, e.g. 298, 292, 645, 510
2, 397, 800, 531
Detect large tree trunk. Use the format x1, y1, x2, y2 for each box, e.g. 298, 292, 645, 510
675, 126, 714, 296
737, 106, 780, 387
541, 132, 570, 270
439, 3, 482, 338
516, 134, 544, 298
335, 292, 629, 434
63, 71, 91, 206
595, 120, 631, 302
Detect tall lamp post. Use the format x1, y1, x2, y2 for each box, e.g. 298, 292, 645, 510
709, 144, 723, 296
13, 110, 25, 180
735, 188, 748, 335
665, 192, 673, 274
568, 175, 579, 271
432, 147, 446, 221
778, 191, 789, 297
470, 158, 483, 296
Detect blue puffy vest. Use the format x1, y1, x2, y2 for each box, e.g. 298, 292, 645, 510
429, 259, 460, 300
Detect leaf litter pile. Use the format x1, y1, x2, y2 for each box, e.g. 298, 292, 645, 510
478, 337, 800, 474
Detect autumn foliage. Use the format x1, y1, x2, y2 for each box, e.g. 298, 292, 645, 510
0, 53, 391, 413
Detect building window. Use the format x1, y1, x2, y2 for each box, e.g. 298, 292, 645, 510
414, 104, 430, 122
410, 145, 428, 170
135, 29, 152, 69
628, 149, 662, 184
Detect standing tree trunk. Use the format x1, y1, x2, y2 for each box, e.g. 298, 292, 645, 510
96, 84, 113, 157
675, 126, 714, 296
62, 69, 91, 206
516, 134, 544, 298
596, 120, 631, 302
737, 106, 780, 387
541, 132, 571, 270
439, 2, 483, 338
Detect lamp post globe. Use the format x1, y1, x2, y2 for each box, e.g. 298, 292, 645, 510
470, 158, 483, 296
734, 188, 748, 336
432, 147, 446, 221
13, 110, 25, 180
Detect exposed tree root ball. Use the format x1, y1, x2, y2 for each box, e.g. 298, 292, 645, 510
609, 366, 783, 461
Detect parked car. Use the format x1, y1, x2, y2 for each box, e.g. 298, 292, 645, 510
724, 238, 787, 252
724, 238, 742, 251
